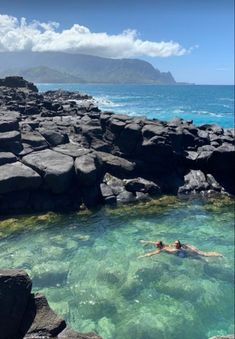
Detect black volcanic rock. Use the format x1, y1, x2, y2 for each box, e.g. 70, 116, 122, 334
0, 76, 38, 92
0, 151, 17, 165
124, 177, 161, 195
0, 269, 32, 339
22, 149, 74, 194
21, 294, 66, 337
75, 153, 103, 186
0, 161, 42, 194
0, 269, 102, 339
0, 77, 234, 214
96, 151, 136, 178
0, 112, 19, 132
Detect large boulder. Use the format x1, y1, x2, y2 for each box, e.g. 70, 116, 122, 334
0, 130, 21, 144
38, 128, 69, 147
137, 137, 174, 173
22, 149, 74, 194
142, 123, 167, 139
21, 131, 48, 150
124, 177, 161, 195
0, 269, 32, 339
100, 182, 116, 204
96, 151, 135, 178
116, 122, 142, 154
207, 144, 235, 173
0, 112, 19, 132
0, 152, 17, 165
206, 144, 235, 194
178, 170, 208, 195
0, 161, 42, 194
21, 294, 66, 337
0, 130, 22, 154
75, 153, 102, 186
53, 143, 91, 158
101, 173, 136, 204
178, 170, 222, 195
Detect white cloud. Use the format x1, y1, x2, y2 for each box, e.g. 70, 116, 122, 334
0, 14, 193, 58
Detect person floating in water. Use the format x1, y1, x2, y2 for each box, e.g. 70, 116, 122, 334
138, 239, 222, 258
172, 240, 223, 257
138, 240, 177, 258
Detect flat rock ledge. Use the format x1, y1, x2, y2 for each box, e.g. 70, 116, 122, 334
0, 269, 102, 339
0, 76, 234, 214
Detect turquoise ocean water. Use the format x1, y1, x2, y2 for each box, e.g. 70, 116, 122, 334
1, 84, 234, 339
0, 197, 234, 339
37, 84, 234, 128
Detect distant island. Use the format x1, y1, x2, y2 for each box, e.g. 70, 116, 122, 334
0, 51, 177, 84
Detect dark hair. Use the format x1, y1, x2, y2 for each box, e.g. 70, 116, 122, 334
175, 240, 182, 248
156, 240, 163, 247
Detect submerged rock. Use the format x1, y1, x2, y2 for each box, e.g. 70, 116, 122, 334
58, 328, 102, 339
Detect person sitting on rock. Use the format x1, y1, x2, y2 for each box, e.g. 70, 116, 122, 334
172, 240, 223, 257
138, 240, 176, 258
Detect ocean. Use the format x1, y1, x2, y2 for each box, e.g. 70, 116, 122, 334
37, 84, 234, 128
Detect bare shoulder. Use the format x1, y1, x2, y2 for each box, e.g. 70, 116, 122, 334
164, 246, 178, 253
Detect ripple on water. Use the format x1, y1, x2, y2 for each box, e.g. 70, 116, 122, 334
0, 196, 234, 339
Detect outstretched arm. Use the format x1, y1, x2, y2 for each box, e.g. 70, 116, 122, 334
198, 251, 223, 257
138, 249, 161, 258
185, 244, 222, 257
140, 240, 157, 245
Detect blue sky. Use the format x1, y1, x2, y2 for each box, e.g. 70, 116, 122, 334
0, 0, 234, 84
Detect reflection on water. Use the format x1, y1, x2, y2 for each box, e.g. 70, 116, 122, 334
0, 196, 234, 339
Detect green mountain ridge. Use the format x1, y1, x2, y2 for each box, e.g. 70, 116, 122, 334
0, 66, 85, 83
0, 52, 176, 84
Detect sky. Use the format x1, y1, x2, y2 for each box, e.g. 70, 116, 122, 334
0, 0, 234, 84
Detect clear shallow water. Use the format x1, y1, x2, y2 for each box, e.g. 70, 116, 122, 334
37, 84, 234, 128
0, 196, 234, 339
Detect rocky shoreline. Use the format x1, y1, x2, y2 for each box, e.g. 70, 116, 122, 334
0, 76, 234, 215
0, 269, 102, 339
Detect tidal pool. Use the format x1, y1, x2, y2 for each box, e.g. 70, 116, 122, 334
0, 196, 234, 339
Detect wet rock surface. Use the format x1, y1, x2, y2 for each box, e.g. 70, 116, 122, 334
0, 269, 102, 339
0, 77, 234, 214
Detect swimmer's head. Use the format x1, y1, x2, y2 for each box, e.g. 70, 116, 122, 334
174, 240, 182, 249
155, 240, 163, 248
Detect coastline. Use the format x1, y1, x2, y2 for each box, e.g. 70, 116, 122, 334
0, 76, 234, 216
0, 77, 234, 339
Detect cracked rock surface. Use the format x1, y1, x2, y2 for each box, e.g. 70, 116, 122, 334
0, 76, 234, 214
